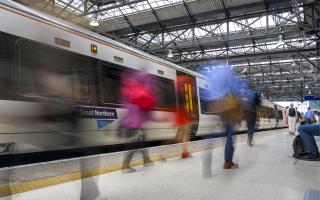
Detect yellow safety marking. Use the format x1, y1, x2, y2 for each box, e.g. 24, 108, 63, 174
0, 131, 276, 197
184, 83, 189, 112
188, 84, 193, 111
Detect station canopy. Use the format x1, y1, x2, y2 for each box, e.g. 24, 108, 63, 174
17, 0, 320, 101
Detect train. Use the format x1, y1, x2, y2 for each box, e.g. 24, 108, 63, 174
0, 0, 285, 156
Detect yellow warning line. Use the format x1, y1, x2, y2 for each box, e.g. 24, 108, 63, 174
0, 131, 275, 197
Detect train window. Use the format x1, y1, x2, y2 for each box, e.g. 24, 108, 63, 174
278, 110, 283, 120
199, 88, 214, 114
18, 39, 89, 101
157, 77, 176, 109
100, 64, 123, 104
100, 64, 176, 109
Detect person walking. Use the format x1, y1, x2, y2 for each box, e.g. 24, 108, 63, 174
174, 75, 192, 158
305, 107, 315, 125
119, 70, 157, 173
243, 88, 261, 146
198, 60, 243, 170
288, 104, 296, 135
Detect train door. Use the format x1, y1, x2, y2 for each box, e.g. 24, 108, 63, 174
176, 71, 199, 137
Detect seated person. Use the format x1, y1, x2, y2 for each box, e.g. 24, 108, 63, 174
298, 124, 320, 160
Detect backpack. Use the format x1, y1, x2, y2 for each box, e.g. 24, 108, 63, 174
289, 108, 296, 117
130, 82, 156, 110
293, 135, 308, 159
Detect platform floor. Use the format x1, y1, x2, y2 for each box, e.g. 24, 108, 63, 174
1, 129, 320, 200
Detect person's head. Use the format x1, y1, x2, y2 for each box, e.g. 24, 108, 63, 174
308, 107, 310, 110
290, 103, 294, 108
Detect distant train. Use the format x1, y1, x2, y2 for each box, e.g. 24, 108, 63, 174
0, 0, 285, 155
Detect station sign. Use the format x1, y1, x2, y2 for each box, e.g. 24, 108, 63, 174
304, 96, 320, 101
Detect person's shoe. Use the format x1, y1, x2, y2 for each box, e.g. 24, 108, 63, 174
121, 167, 136, 173
181, 151, 191, 158
143, 160, 154, 167
247, 139, 253, 147
223, 161, 239, 169
299, 153, 320, 161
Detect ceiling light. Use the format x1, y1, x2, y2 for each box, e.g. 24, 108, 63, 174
89, 15, 100, 27
291, 61, 297, 67
308, 90, 312, 95
305, 84, 308, 89
167, 49, 174, 58
277, 34, 285, 46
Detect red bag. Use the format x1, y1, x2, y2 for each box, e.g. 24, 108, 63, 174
130, 82, 156, 110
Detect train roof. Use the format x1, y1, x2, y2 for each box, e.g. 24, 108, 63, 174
1, 0, 207, 79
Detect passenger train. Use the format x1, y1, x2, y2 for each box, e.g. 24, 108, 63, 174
0, 0, 285, 156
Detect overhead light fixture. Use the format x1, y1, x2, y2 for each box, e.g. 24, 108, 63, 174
291, 61, 297, 67
305, 84, 308, 89
167, 49, 174, 58
308, 90, 312, 95
89, 15, 100, 27
277, 34, 285, 46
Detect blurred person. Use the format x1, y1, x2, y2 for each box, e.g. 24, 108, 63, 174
198, 61, 244, 170
174, 75, 193, 158
299, 112, 307, 125
288, 104, 297, 135
39, 69, 104, 200
296, 109, 301, 123
240, 84, 261, 146
305, 107, 315, 125
298, 124, 320, 160
119, 70, 157, 173
313, 111, 319, 124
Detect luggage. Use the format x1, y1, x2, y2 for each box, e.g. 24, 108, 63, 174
208, 93, 244, 123
289, 108, 296, 117
293, 135, 308, 159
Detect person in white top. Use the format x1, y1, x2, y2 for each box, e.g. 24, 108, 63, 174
287, 104, 297, 135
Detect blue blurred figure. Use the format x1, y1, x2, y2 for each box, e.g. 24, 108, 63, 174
198, 60, 244, 170
305, 107, 315, 125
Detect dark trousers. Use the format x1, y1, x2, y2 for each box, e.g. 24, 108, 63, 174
224, 124, 234, 162
122, 129, 151, 169
306, 119, 313, 125
247, 116, 257, 141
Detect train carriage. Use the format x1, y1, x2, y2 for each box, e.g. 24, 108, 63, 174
0, 0, 285, 156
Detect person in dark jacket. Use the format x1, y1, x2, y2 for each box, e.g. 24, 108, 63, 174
241, 87, 261, 147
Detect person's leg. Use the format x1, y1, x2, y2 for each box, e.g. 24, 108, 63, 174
288, 117, 293, 134
223, 123, 238, 169
137, 130, 153, 165
121, 129, 139, 172
181, 123, 191, 158
293, 118, 297, 134
247, 115, 256, 146
224, 124, 234, 162
298, 125, 320, 155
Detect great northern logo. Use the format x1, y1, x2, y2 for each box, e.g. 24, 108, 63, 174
78, 107, 118, 129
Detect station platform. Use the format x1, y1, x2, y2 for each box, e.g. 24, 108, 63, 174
0, 129, 319, 200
